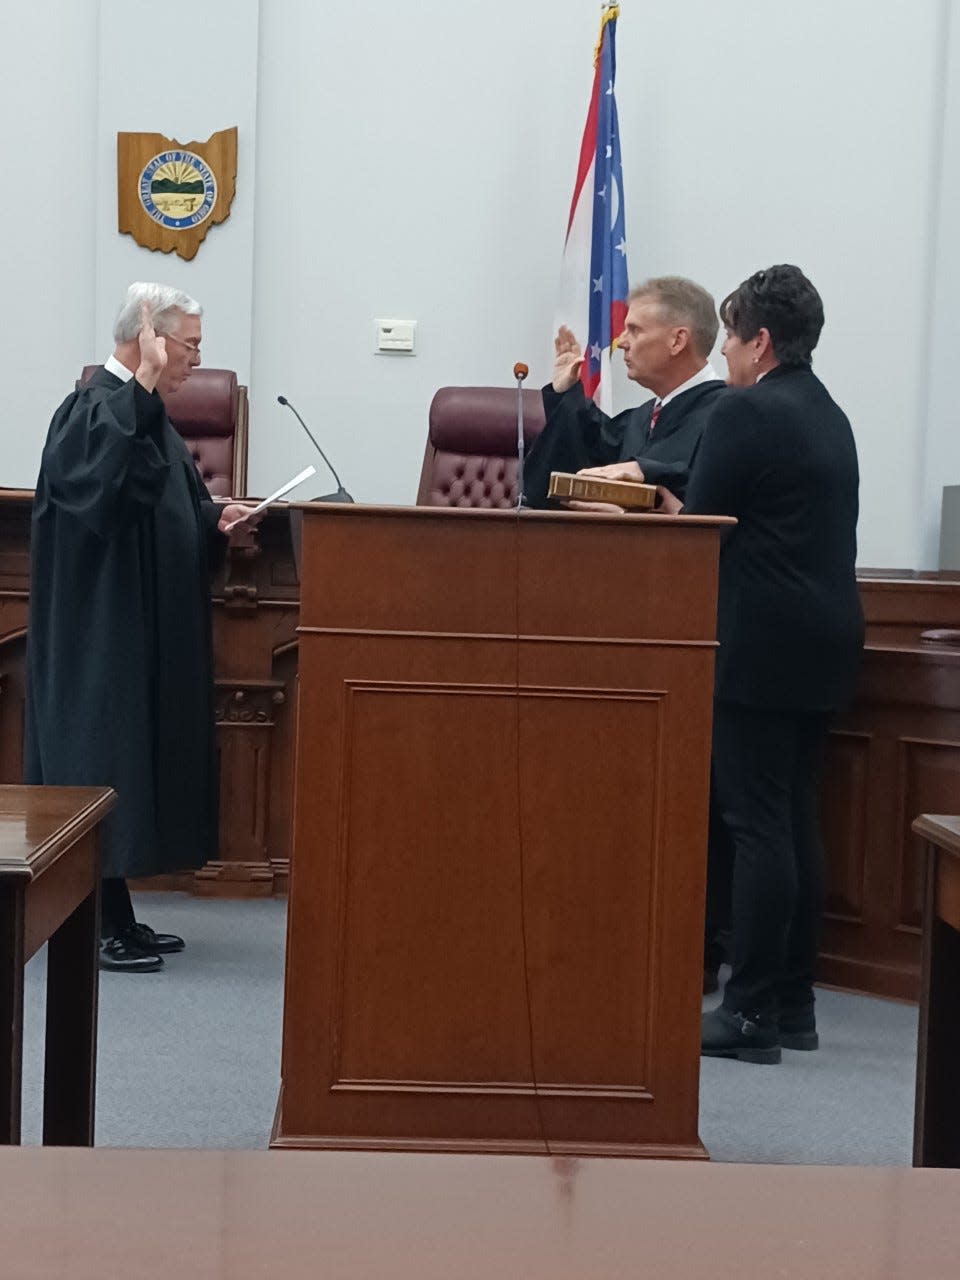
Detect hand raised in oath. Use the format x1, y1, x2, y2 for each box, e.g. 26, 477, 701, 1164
135, 302, 167, 392
552, 326, 586, 393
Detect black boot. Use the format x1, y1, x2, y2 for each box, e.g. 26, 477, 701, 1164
779, 1002, 818, 1051
701, 1006, 781, 1064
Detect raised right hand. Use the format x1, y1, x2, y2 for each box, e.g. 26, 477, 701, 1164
552, 325, 585, 393
135, 301, 167, 390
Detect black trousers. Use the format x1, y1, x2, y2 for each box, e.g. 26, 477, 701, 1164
711, 701, 828, 1019
704, 782, 734, 974
101, 877, 135, 940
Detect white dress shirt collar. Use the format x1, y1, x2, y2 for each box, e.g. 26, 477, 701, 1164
657, 361, 721, 410
104, 354, 133, 383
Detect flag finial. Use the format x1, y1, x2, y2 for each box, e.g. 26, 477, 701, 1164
594, 5, 620, 68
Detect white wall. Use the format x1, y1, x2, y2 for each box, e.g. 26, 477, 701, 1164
249, 0, 595, 506
248, 0, 953, 567
0, 3, 98, 489
95, 0, 260, 378
1, 0, 958, 568
921, 1, 960, 567
618, 0, 946, 571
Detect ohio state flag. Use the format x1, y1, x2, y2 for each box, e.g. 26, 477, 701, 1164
556, 5, 629, 415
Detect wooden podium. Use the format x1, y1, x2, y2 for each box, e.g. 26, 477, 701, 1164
269, 503, 731, 1158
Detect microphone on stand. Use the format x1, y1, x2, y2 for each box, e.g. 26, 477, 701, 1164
513, 362, 529, 510
277, 395, 354, 502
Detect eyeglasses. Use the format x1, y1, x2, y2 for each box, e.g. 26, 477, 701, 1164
165, 332, 202, 355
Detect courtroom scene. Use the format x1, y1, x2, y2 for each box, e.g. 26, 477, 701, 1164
1, 2, 959, 1276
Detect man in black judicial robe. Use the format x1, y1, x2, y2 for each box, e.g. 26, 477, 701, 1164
523, 276, 727, 508
24, 283, 260, 972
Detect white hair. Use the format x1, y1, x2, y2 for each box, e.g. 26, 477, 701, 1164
113, 282, 202, 342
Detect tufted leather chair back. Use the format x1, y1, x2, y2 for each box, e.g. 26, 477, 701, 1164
79, 366, 249, 498
416, 386, 546, 508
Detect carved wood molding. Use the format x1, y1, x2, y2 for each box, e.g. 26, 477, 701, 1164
195, 860, 275, 889
215, 681, 286, 725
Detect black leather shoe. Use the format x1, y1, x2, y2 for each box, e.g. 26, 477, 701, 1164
779, 1003, 818, 1051
100, 937, 164, 973
701, 1006, 781, 1064
120, 922, 185, 955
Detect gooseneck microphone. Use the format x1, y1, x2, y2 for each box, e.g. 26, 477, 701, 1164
277, 395, 354, 503
513, 362, 529, 510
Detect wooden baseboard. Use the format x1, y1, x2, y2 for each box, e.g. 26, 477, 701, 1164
270, 1082, 707, 1160
130, 868, 286, 899
818, 953, 919, 1002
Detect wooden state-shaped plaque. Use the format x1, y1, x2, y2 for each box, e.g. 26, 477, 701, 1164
117, 127, 237, 261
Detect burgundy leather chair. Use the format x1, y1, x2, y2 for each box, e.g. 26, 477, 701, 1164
416, 386, 547, 508
79, 366, 249, 498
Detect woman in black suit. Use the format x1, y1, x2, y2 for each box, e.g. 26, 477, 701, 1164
682, 265, 863, 1063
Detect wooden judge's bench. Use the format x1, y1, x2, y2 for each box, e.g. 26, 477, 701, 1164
0, 489, 303, 899
2, 486, 960, 1016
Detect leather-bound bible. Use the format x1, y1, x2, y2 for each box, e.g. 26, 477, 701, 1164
547, 471, 657, 511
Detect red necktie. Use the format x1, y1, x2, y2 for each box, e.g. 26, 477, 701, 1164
648, 400, 662, 437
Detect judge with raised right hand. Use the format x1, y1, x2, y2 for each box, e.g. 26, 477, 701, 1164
523, 276, 726, 507
24, 282, 259, 972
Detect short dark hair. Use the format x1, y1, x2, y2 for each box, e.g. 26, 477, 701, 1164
629, 276, 718, 361
719, 265, 824, 366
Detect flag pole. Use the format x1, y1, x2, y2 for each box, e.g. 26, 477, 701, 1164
556, 0, 629, 412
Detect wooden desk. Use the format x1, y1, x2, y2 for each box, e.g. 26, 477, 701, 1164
0, 784, 115, 1145
7, 487, 960, 1002
0, 489, 300, 899
819, 578, 960, 1000
0, 1147, 958, 1278
911, 813, 960, 1167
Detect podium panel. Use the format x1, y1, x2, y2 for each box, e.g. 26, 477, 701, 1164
273, 505, 730, 1157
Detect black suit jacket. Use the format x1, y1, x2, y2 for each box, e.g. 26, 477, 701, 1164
524, 378, 726, 507
684, 364, 863, 712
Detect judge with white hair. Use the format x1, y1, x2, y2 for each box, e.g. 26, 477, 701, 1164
24, 282, 260, 972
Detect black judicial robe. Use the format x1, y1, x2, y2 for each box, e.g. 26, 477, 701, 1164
24, 367, 223, 879
523, 378, 727, 507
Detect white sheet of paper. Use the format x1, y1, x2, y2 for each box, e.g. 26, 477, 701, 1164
222, 465, 317, 531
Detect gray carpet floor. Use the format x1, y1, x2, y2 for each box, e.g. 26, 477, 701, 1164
20, 894, 918, 1163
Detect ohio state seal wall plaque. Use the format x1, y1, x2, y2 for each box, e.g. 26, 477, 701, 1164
117, 127, 238, 260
